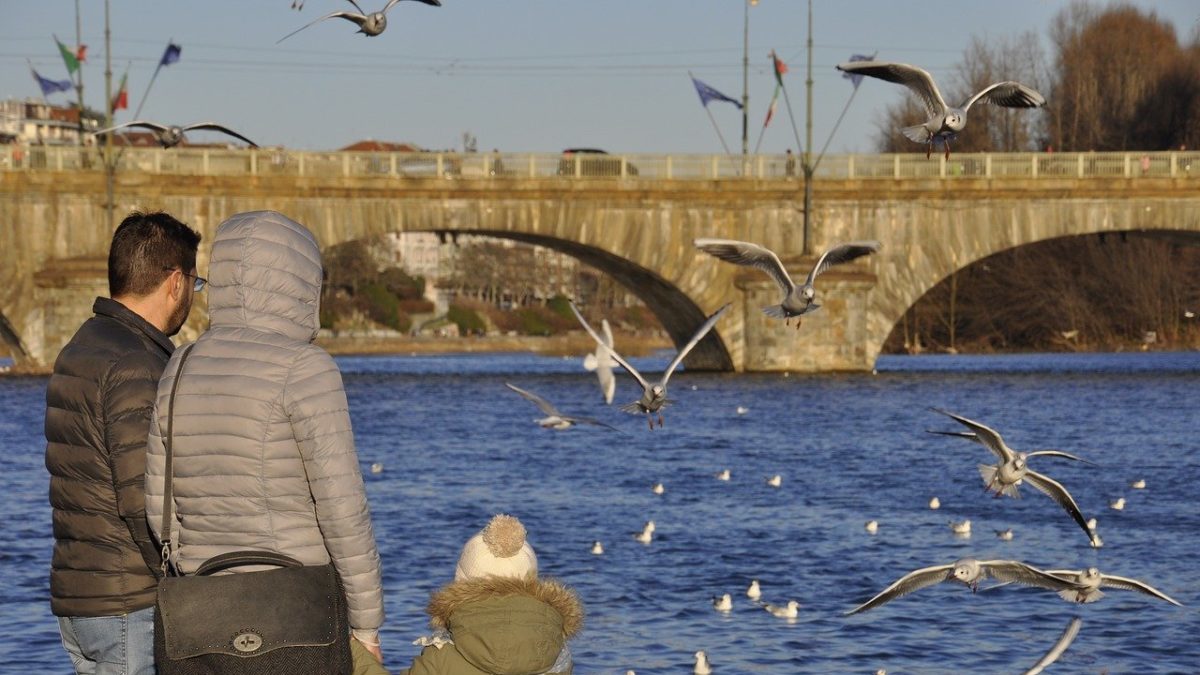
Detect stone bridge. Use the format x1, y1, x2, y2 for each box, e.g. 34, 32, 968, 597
1, 147, 1197, 372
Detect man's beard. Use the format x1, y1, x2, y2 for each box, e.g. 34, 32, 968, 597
165, 294, 193, 337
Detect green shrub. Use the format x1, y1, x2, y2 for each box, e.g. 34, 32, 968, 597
547, 295, 574, 320
360, 283, 409, 332
379, 267, 425, 300
448, 303, 487, 335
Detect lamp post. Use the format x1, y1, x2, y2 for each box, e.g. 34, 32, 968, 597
802, 0, 813, 254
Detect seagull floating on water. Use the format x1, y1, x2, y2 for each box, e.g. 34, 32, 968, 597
746, 579, 762, 600
996, 528, 1014, 541
570, 301, 730, 429
764, 600, 800, 619
635, 521, 655, 544
505, 383, 617, 431
928, 496, 941, 510
590, 541, 604, 555
845, 558, 1084, 615
1023, 617, 1082, 675
1130, 478, 1146, 489
736, 405, 750, 415
693, 650, 712, 675
93, 120, 257, 148
652, 482, 665, 495
582, 318, 617, 405
369, 462, 383, 474
715, 469, 731, 481
929, 408, 1101, 547
278, 0, 441, 43
694, 238, 881, 328
865, 520, 879, 535
949, 519, 972, 536
766, 475, 782, 488
712, 593, 733, 612
1110, 497, 1126, 511
836, 60, 1045, 159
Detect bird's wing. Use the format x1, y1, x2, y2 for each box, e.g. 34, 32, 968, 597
835, 61, 946, 117
1023, 470, 1097, 544
661, 303, 731, 387
561, 415, 622, 432
845, 564, 954, 615
694, 238, 795, 295
343, 0, 366, 12
600, 318, 614, 349
277, 11, 364, 43
569, 302, 649, 391
180, 123, 258, 148
1022, 617, 1082, 675
926, 429, 979, 441
928, 407, 1014, 462
804, 241, 882, 287
981, 561, 1083, 592
1099, 574, 1183, 606
1025, 449, 1096, 465
93, 120, 167, 135
384, 0, 440, 10
504, 382, 560, 417
962, 81, 1046, 112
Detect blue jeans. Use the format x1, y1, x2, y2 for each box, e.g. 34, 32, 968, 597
57, 606, 155, 675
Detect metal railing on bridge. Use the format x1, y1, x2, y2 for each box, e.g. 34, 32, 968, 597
2, 145, 1197, 181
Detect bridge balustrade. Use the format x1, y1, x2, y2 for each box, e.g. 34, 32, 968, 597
1, 145, 1196, 181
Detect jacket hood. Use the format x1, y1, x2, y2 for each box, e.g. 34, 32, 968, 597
427, 574, 584, 674
207, 211, 322, 341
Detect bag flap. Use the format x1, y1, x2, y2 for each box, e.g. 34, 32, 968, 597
157, 564, 345, 659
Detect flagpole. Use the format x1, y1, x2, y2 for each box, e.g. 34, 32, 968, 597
104, 0, 114, 231
74, 0, 85, 145
813, 86, 861, 172
130, 36, 172, 124
801, 0, 813, 255
741, 0, 749, 159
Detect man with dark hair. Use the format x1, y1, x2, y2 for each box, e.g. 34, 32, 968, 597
45, 210, 202, 675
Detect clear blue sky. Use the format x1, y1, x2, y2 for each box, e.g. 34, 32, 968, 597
3, 1, 1198, 153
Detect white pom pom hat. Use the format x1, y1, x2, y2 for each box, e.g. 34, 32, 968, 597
455, 514, 538, 581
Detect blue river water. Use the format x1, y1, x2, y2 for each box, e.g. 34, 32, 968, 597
1, 351, 1197, 673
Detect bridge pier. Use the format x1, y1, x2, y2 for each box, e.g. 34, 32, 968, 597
27, 257, 109, 368
737, 260, 879, 372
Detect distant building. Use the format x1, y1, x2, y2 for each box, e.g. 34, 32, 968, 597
0, 99, 98, 145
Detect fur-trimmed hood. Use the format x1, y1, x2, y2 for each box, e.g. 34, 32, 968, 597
428, 574, 583, 639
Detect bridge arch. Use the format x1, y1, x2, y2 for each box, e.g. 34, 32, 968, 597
342, 228, 736, 371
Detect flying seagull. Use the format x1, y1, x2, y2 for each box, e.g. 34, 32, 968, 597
278, 0, 442, 43
836, 60, 1045, 159
845, 558, 1083, 615
569, 301, 730, 429
694, 238, 881, 328
504, 383, 617, 431
1043, 567, 1182, 606
927, 429, 1097, 465
92, 121, 257, 149
928, 408, 1101, 548
1022, 617, 1082, 675
582, 318, 617, 404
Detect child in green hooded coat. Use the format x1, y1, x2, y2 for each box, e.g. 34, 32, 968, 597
400, 514, 584, 675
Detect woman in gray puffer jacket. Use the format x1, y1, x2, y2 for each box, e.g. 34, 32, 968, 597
145, 211, 385, 660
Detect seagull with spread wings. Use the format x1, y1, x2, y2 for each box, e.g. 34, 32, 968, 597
928, 408, 1102, 548
569, 301, 730, 429
836, 60, 1045, 159
845, 557, 1084, 615
1044, 567, 1182, 606
278, 0, 441, 43
693, 239, 880, 329
92, 121, 257, 149
504, 383, 617, 431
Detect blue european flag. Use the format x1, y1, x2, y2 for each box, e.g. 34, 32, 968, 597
691, 77, 742, 109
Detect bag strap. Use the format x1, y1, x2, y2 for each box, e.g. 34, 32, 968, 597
193, 551, 305, 576
160, 342, 196, 576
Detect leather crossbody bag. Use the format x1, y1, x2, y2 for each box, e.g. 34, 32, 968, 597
153, 343, 354, 674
